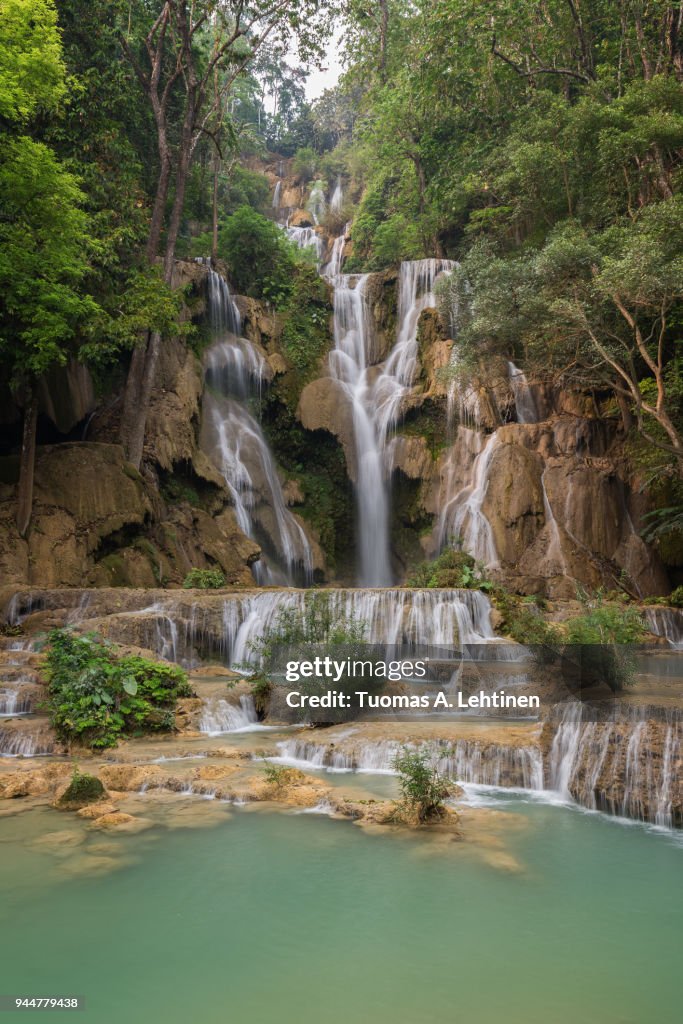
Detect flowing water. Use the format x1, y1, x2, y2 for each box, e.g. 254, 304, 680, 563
0, 804, 679, 1024
326, 259, 455, 584
436, 429, 500, 565
200, 265, 313, 585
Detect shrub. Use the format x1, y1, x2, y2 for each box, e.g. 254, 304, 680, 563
407, 548, 490, 590
507, 606, 562, 663
261, 762, 290, 789
213, 205, 298, 306
392, 748, 455, 823
292, 146, 317, 180
44, 629, 191, 749
565, 606, 647, 644
279, 265, 332, 381
669, 585, 683, 608
183, 568, 226, 590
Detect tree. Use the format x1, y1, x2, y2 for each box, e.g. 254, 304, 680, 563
0, 0, 98, 536
118, 0, 334, 469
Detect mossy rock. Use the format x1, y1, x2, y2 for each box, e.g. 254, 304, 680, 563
57, 773, 106, 810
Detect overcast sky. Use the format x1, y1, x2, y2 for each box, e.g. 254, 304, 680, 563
303, 29, 344, 100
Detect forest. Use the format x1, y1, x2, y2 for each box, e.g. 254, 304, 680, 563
1, 0, 682, 594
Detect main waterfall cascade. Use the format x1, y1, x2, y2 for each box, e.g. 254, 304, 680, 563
199, 263, 313, 585
326, 258, 457, 585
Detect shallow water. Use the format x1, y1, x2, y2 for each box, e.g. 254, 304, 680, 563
0, 796, 680, 1024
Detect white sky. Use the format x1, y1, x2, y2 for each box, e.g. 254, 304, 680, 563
303, 29, 344, 100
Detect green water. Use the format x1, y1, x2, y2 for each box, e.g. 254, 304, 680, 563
0, 800, 680, 1024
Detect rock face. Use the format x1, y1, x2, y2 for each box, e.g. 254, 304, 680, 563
0, 444, 152, 587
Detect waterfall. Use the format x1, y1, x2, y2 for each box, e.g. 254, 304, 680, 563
0, 687, 33, 717
121, 588, 498, 669
547, 702, 681, 827
275, 736, 544, 789
0, 726, 55, 757
375, 259, 456, 442
644, 607, 683, 648
329, 274, 392, 585
199, 695, 260, 735
540, 469, 568, 575
325, 259, 455, 585
285, 225, 324, 263
307, 179, 326, 224
272, 180, 282, 209
323, 230, 347, 279
436, 429, 500, 566
330, 176, 343, 213
274, 701, 681, 827
507, 361, 538, 424
200, 264, 313, 585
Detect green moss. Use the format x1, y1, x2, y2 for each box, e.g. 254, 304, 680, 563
58, 767, 105, 808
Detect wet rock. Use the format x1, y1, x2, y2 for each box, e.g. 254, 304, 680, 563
98, 764, 163, 793
90, 812, 154, 832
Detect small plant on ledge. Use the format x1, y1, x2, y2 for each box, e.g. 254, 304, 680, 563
182, 568, 226, 589
392, 748, 456, 824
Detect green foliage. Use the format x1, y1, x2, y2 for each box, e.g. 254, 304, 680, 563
249, 673, 273, 717
565, 606, 647, 645
261, 761, 289, 788
250, 592, 367, 665
292, 146, 317, 180
506, 606, 562, 664
0, 136, 99, 385
44, 629, 191, 749
57, 765, 105, 807
669, 586, 683, 608
279, 266, 332, 380
407, 548, 492, 590
0, 0, 66, 121
182, 568, 226, 590
208, 205, 298, 306
392, 748, 454, 823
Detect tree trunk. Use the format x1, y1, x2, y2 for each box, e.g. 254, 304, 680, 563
212, 153, 220, 263
379, 0, 389, 83
123, 330, 162, 470
16, 386, 38, 538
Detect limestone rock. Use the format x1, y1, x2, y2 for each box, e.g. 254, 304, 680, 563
90, 812, 153, 832
145, 337, 204, 471
297, 377, 356, 478
288, 208, 314, 228
98, 764, 163, 793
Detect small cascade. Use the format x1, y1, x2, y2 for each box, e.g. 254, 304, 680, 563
285, 225, 324, 262
644, 607, 683, 648
122, 588, 499, 669
200, 264, 313, 585
540, 469, 569, 575
330, 176, 343, 213
199, 695, 260, 735
436, 429, 500, 566
307, 179, 326, 224
323, 230, 347, 279
507, 361, 539, 424
0, 724, 55, 757
329, 274, 391, 585
375, 259, 456, 441
272, 180, 282, 209
0, 688, 33, 717
547, 702, 682, 826
275, 737, 544, 789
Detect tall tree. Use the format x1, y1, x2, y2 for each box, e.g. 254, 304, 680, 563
118, 0, 334, 469
0, 0, 98, 535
